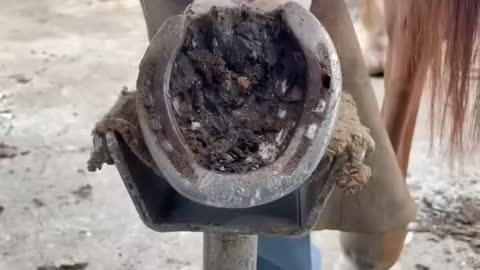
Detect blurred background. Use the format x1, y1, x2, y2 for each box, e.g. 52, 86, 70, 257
0, 0, 479, 269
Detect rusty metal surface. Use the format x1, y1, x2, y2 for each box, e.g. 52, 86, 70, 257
105, 131, 335, 236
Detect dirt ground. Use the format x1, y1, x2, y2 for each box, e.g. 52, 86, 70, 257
0, 0, 479, 269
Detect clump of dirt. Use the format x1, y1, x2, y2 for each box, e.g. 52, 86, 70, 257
32, 198, 45, 207
0, 142, 18, 159
37, 263, 88, 270
170, 7, 306, 173
9, 73, 31, 84
71, 184, 93, 200
0, 142, 30, 159
411, 195, 480, 253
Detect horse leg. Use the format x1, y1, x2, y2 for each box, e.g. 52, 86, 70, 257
336, 1, 429, 269
382, 0, 426, 175
338, 1, 430, 267
358, 0, 387, 75
139, 0, 313, 41
310, 0, 410, 269
336, 229, 406, 270
337, 1, 429, 269
139, 0, 190, 41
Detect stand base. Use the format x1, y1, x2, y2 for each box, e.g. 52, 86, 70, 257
204, 233, 258, 270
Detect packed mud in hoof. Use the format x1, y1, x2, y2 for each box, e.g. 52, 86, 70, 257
170, 7, 307, 173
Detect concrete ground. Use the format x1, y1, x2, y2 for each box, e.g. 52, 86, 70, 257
0, 0, 479, 269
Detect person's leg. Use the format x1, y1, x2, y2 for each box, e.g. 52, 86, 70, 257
257, 235, 321, 270
310, 0, 409, 269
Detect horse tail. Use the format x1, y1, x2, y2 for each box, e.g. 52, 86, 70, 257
397, 0, 480, 154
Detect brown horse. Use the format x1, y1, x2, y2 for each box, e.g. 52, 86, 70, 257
138, 0, 480, 268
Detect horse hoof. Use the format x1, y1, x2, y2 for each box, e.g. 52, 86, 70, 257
334, 254, 404, 270
334, 254, 360, 270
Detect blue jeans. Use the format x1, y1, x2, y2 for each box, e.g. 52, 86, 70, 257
257, 234, 322, 270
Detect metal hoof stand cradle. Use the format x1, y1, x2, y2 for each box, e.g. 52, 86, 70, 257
99, 3, 342, 270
